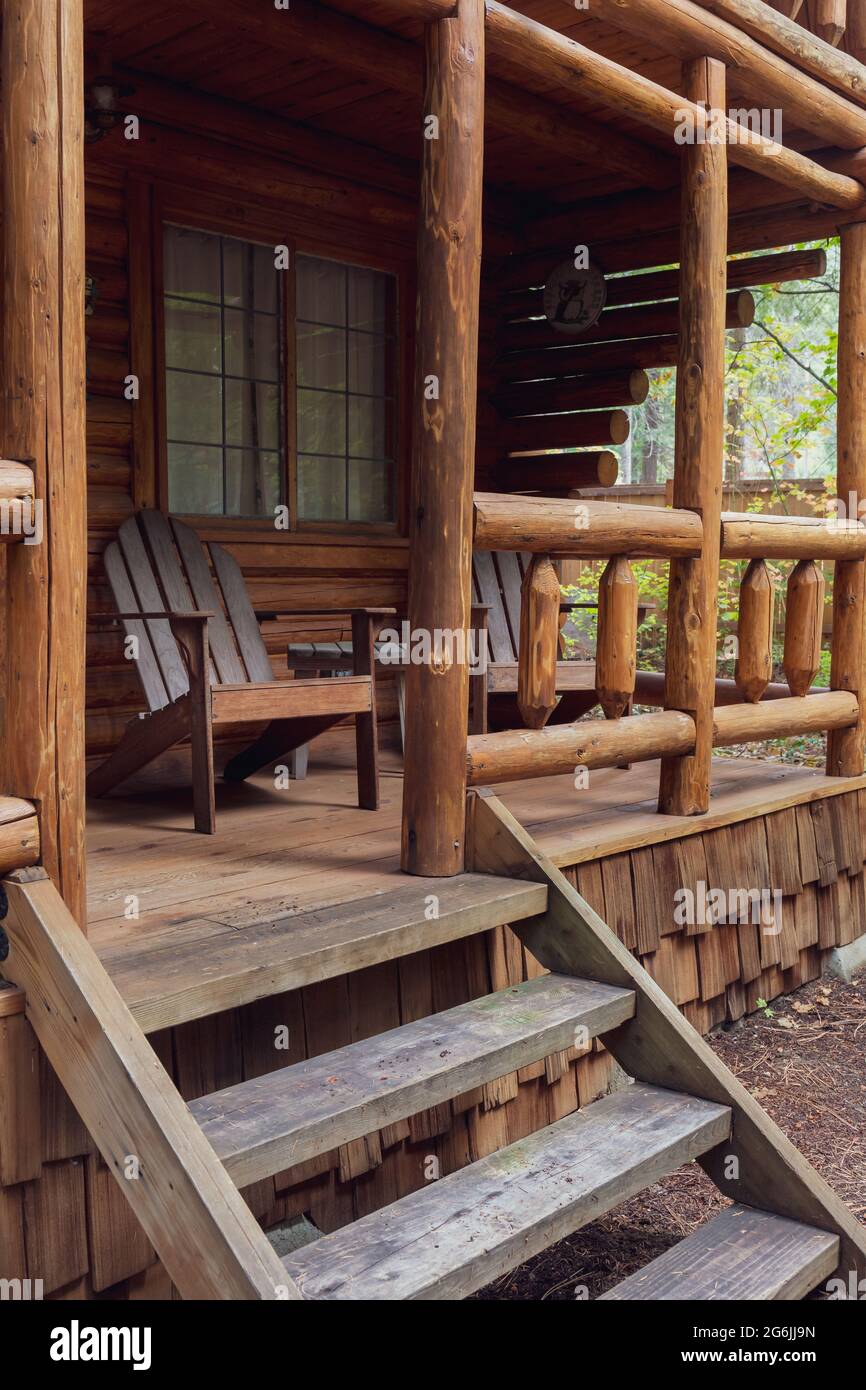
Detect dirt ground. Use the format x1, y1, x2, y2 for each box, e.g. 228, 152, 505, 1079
476, 969, 866, 1301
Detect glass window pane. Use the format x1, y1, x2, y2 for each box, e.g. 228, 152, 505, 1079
164, 226, 220, 302
297, 388, 346, 456
348, 459, 391, 523
226, 449, 281, 516
224, 307, 279, 382
222, 240, 279, 313
348, 266, 388, 333
348, 331, 387, 395
168, 444, 223, 514
297, 256, 346, 325
225, 380, 280, 450
166, 371, 222, 446
348, 396, 389, 460
297, 324, 346, 390
297, 455, 346, 521
165, 298, 222, 373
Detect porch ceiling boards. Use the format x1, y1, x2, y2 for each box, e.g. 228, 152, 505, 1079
82, 0, 814, 210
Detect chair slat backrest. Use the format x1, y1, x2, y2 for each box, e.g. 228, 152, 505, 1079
103, 541, 171, 711
494, 551, 525, 657
116, 516, 189, 703
107, 511, 276, 710
472, 551, 516, 664
169, 517, 247, 685
208, 541, 274, 683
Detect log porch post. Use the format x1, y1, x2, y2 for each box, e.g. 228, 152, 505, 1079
1, 1, 88, 924
401, 0, 485, 876
658, 57, 728, 816
827, 222, 866, 777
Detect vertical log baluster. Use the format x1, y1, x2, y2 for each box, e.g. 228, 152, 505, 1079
596, 556, 638, 720
784, 560, 825, 697
734, 559, 775, 703
517, 554, 560, 730
658, 56, 728, 815
828, 221, 866, 775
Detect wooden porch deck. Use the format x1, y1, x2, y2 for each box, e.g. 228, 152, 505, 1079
86, 729, 865, 955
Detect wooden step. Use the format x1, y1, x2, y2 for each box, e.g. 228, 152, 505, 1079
599, 1202, 840, 1301
191, 973, 635, 1187
101, 874, 548, 1032
283, 1082, 731, 1300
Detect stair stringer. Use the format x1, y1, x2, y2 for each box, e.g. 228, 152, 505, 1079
1, 869, 299, 1301
467, 788, 866, 1282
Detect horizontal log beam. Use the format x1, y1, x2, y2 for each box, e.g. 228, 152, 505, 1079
499, 290, 754, 356
501, 247, 827, 314
721, 512, 866, 559
494, 369, 649, 417
465, 691, 858, 784
692, 0, 866, 110
713, 691, 859, 743
585, 0, 866, 148
484, 2, 866, 209
499, 334, 681, 383
501, 411, 631, 453
0, 797, 40, 875
466, 708, 696, 784
473, 492, 703, 556
494, 451, 619, 492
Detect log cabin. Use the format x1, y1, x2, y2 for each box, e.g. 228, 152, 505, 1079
1, 0, 866, 1303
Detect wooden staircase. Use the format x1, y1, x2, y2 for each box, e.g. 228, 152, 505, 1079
2, 790, 864, 1301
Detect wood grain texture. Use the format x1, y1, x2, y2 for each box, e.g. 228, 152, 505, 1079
735, 560, 776, 703
191, 973, 634, 1187
828, 222, 866, 775
2, 0, 88, 924
596, 556, 638, 719
284, 1083, 730, 1300
600, 1202, 839, 1300
2, 872, 295, 1300
401, 0, 485, 875
101, 874, 548, 1032
473, 494, 703, 558
517, 555, 560, 729
467, 789, 866, 1279
659, 57, 728, 816
783, 560, 826, 696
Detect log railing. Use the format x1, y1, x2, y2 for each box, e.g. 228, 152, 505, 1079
465, 489, 865, 789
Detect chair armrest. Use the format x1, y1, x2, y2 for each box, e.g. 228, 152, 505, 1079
256, 606, 397, 621
91, 610, 214, 623
560, 599, 598, 611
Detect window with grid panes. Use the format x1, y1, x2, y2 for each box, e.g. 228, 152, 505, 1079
162, 226, 397, 526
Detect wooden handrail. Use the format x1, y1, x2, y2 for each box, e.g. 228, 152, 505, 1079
473, 494, 703, 557
465, 692, 857, 785
720, 512, 866, 559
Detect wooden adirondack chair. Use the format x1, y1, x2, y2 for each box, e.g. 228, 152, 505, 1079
285, 550, 616, 758
470, 550, 599, 732
87, 510, 382, 833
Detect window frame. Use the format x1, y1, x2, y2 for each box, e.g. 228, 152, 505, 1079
151, 189, 407, 538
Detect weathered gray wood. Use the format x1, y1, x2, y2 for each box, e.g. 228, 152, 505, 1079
191, 973, 635, 1186
2, 873, 294, 1300
116, 516, 189, 701
284, 1082, 731, 1300
103, 541, 170, 711
170, 516, 247, 685
466, 788, 866, 1279
209, 540, 274, 682
600, 1203, 839, 1301
102, 875, 549, 1033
